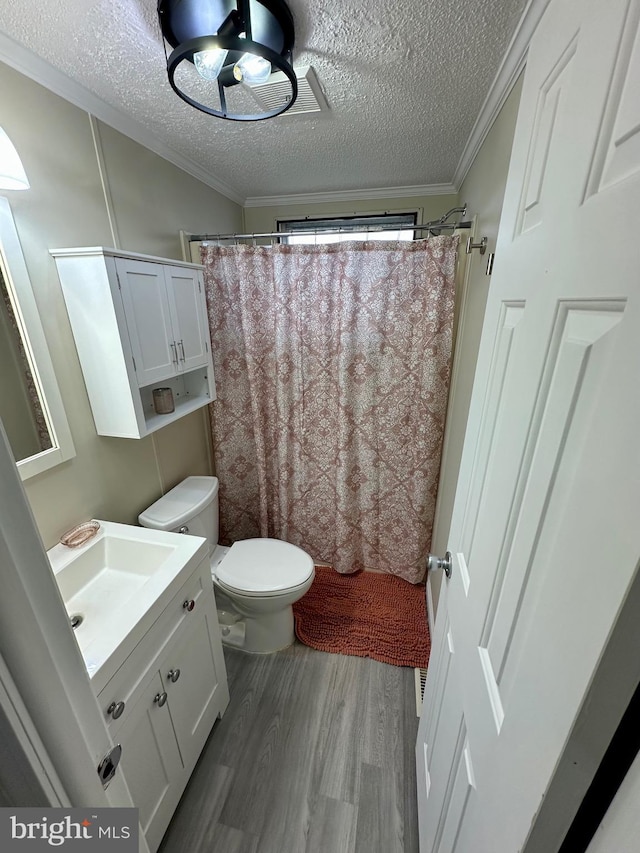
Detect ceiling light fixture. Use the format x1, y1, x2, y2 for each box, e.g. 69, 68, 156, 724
0, 127, 29, 190
157, 0, 298, 121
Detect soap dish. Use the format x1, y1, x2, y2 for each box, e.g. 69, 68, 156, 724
60, 521, 100, 548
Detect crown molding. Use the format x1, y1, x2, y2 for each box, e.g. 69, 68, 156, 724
452, 0, 552, 189
243, 183, 458, 208
0, 32, 244, 205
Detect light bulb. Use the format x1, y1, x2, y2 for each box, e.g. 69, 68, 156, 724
194, 48, 228, 81
233, 53, 272, 86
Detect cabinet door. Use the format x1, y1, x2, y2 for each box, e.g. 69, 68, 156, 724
162, 595, 226, 771
116, 672, 184, 853
117, 258, 178, 387
164, 267, 210, 373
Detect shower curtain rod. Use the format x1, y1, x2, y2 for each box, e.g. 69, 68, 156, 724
189, 206, 474, 243
191, 221, 472, 242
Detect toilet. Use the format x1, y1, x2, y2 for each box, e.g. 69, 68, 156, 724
138, 476, 314, 654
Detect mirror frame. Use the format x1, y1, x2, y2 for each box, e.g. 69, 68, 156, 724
0, 196, 75, 479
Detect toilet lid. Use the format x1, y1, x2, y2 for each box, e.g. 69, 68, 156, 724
216, 538, 314, 593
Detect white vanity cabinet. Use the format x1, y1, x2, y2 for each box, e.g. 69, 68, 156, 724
51, 247, 216, 438
107, 672, 182, 849
97, 556, 229, 852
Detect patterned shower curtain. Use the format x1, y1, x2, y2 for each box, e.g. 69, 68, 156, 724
201, 237, 457, 584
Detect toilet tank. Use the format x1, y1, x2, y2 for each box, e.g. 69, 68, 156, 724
138, 476, 219, 553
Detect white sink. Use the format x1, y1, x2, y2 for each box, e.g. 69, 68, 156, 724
48, 520, 208, 690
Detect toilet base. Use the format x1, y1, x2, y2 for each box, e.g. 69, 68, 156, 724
216, 604, 296, 654
219, 619, 245, 648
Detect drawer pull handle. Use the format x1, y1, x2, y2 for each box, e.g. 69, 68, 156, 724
107, 701, 125, 720
154, 692, 168, 707
167, 668, 181, 683
183, 599, 195, 612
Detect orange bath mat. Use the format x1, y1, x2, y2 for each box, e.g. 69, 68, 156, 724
293, 566, 430, 668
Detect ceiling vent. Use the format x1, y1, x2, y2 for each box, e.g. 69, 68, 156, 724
250, 66, 328, 116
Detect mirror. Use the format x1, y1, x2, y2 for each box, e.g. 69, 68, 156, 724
0, 262, 53, 459
0, 197, 75, 479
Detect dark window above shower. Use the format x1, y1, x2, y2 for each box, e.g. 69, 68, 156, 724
277, 212, 418, 245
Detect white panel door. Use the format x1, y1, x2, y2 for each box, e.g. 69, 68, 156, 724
417, 0, 640, 851
164, 267, 210, 373
117, 257, 178, 386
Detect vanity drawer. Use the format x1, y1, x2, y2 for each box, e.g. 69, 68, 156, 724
97, 557, 213, 734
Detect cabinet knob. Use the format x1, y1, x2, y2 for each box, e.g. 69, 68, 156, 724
183, 599, 195, 612
107, 700, 125, 719
167, 668, 181, 683
153, 692, 168, 707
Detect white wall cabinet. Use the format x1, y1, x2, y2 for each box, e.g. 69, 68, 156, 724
117, 257, 210, 387
98, 556, 229, 852
51, 247, 216, 438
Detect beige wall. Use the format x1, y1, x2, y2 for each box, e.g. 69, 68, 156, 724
429, 74, 524, 614
0, 61, 242, 549
96, 121, 241, 259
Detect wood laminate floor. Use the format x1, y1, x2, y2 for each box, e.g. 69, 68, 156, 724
160, 642, 419, 853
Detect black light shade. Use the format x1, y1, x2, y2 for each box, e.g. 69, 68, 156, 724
158, 0, 297, 121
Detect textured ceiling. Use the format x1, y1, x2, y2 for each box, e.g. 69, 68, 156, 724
0, 0, 527, 201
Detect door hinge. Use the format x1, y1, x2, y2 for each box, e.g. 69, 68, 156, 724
205, 341, 209, 353
116, 273, 121, 290
198, 281, 202, 293
132, 357, 137, 372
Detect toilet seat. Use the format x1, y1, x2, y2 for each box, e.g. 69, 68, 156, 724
215, 538, 314, 596
214, 574, 314, 599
